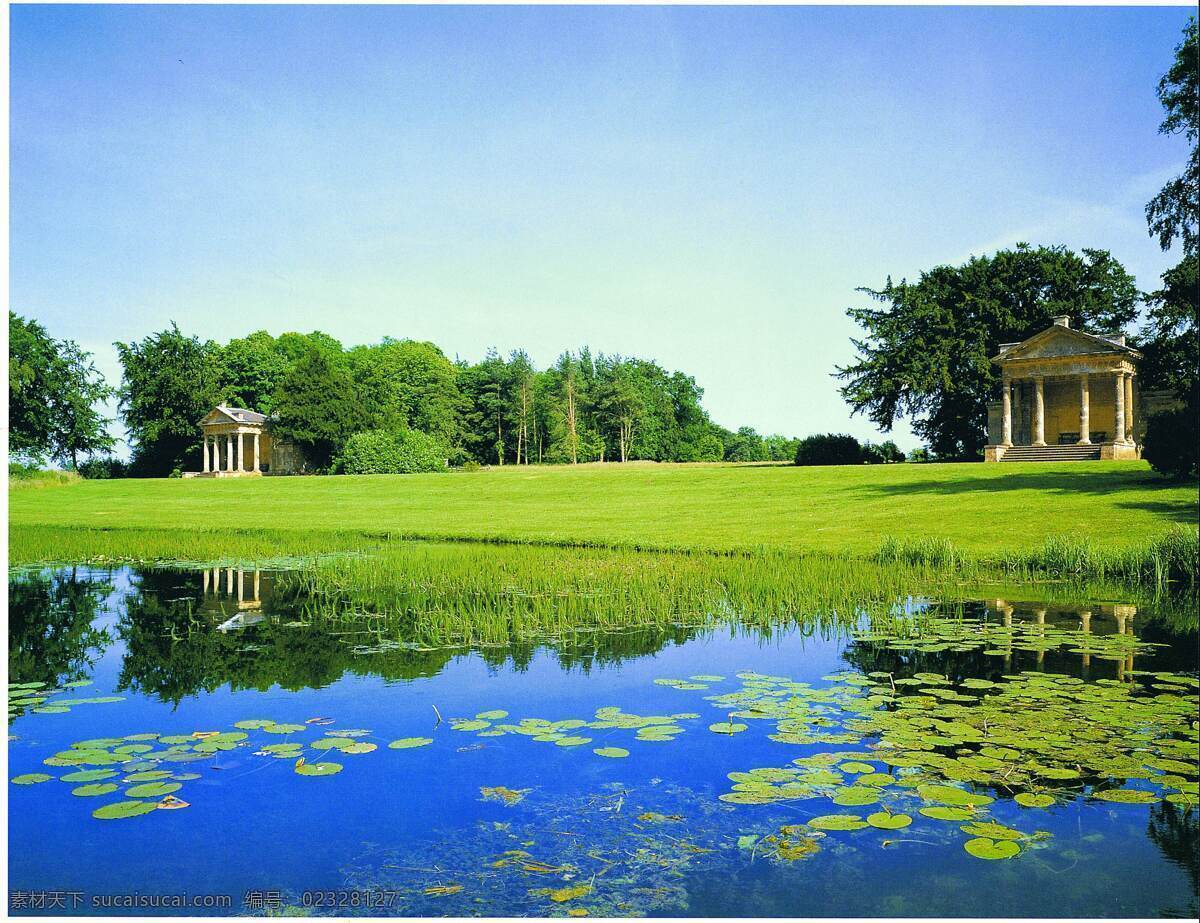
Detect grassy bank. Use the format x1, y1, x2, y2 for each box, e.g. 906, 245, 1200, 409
9, 460, 1196, 557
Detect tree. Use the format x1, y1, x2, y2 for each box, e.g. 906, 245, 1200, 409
216, 331, 289, 414
115, 324, 221, 475
345, 339, 462, 445
47, 340, 116, 469
270, 347, 365, 469
725, 426, 769, 462
837, 245, 1139, 460
1145, 18, 1198, 258
1139, 20, 1198, 480
594, 358, 640, 462
9, 313, 63, 460
795, 433, 864, 466
9, 314, 115, 468
764, 434, 800, 462
862, 440, 905, 464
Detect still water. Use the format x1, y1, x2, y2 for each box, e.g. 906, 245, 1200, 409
7, 563, 1199, 917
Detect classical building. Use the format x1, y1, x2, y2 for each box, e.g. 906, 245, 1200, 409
984, 316, 1173, 462
189, 406, 309, 476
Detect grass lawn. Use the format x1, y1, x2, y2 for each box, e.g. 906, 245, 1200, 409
8, 459, 1196, 559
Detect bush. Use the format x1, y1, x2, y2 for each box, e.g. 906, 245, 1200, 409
862, 440, 905, 464
794, 433, 864, 466
77, 457, 128, 479
1142, 408, 1198, 479
340, 429, 448, 475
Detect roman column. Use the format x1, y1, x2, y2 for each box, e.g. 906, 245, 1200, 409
252, 432, 260, 472
1078, 374, 1090, 444
226, 434, 235, 472
1000, 379, 1012, 446
1114, 373, 1126, 444
1124, 374, 1134, 443
202, 437, 210, 473
1032, 377, 1046, 446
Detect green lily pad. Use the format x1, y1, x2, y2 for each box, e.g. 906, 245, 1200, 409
125, 781, 182, 798
807, 814, 869, 831
123, 771, 173, 782
1014, 793, 1055, 809
388, 737, 434, 750
341, 742, 377, 755
961, 821, 1023, 841
92, 800, 159, 820
11, 773, 52, 785
1093, 788, 1159, 804
451, 720, 490, 732
593, 747, 629, 758
476, 710, 509, 720
262, 723, 306, 735
867, 812, 912, 830
963, 837, 1020, 860
918, 783, 994, 807
709, 723, 748, 735
295, 761, 342, 776
234, 719, 277, 730
554, 736, 592, 747
311, 737, 354, 750
72, 783, 120, 797
919, 806, 975, 822
61, 769, 118, 783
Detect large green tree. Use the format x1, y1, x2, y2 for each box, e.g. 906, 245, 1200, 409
837, 245, 1139, 460
1139, 18, 1198, 478
216, 331, 289, 414
9, 312, 114, 468
115, 324, 221, 475
1145, 17, 1198, 258
270, 346, 366, 469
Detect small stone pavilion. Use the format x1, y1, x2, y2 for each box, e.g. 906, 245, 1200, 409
984, 316, 1159, 462
193, 406, 272, 476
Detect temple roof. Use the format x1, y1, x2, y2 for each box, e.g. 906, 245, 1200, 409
200, 406, 268, 427
992, 318, 1140, 364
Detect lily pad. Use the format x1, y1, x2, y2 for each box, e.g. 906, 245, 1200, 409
126, 781, 182, 798
11, 773, 52, 785
1014, 793, 1055, 809
92, 800, 159, 820
593, 747, 629, 758
72, 783, 120, 797
963, 837, 1020, 860
867, 812, 912, 830
1093, 788, 1159, 804
294, 761, 343, 776
807, 814, 869, 831
388, 738, 433, 750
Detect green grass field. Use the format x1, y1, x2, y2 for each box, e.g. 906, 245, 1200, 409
9, 459, 1196, 561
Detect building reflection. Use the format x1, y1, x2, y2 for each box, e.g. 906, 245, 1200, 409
201, 567, 271, 631
986, 599, 1139, 679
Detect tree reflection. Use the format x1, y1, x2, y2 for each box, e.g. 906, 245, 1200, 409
1147, 801, 1199, 918
7, 568, 113, 688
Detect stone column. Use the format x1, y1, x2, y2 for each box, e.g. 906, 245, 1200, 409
252, 432, 260, 472
1113, 373, 1126, 444
202, 569, 210, 593
237, 569, 244, 603
226, 434, 235, 472
1000, 379, 1012, 446
1124, 374, 1134, 442
202, 437, 210, 473
1078, 374, 1090, 444
1032, 377, 1046, 446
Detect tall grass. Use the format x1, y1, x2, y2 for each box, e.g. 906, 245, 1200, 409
876, 526, 1198, 592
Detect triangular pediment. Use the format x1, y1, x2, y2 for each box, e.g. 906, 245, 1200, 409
996, 325, 1135, 363
200, 407, 238, 426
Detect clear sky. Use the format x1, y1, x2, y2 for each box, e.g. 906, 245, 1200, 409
10, 4, 1195, 454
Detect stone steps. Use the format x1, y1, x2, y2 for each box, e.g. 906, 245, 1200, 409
1000, 445, 1103, 462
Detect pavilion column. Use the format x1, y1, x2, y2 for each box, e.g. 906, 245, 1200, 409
202, 437, 211, 473
1000, 378, 1012, 446
1032, 377, 1046, 446
1113, 373, 1126, 444
1077, 374, 1090, 444
252, 432, 260, 472
1124, 374, 1134, 442
226, 434, 235, 472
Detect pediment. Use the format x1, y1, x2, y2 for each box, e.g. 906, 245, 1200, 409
200, 408, 239, 426
996, 326, 1134, 363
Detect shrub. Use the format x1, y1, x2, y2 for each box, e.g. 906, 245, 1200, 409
1142, 408, 1198, 479
340, 429, 448, 475
794, 433, 863, 466
862, 440, 905, 464
77, 457, 128, 479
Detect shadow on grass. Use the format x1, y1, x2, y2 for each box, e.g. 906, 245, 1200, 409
860, 468, 1196, 502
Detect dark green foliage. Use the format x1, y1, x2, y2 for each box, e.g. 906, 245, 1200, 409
339, 429, 448, 475
764, 435, 800, 462
9, 312, 115, 467
115, 324, 222, 476
1146, 18, 1198, 258
862, 440, 905, 464
724, 427, 770, 463
77, 457, 128, 480
271, 348, 366, 470
795, 433, 864, 466
346, 339, 462, 444
1142, 409, 1199, 480
216, 331, 289, 415
837, 245, 1139, 460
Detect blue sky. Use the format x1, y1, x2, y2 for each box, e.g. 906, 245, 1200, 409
10, 5, 1195, 453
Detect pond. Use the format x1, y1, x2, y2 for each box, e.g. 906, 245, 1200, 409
7, 558, 1199, 917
